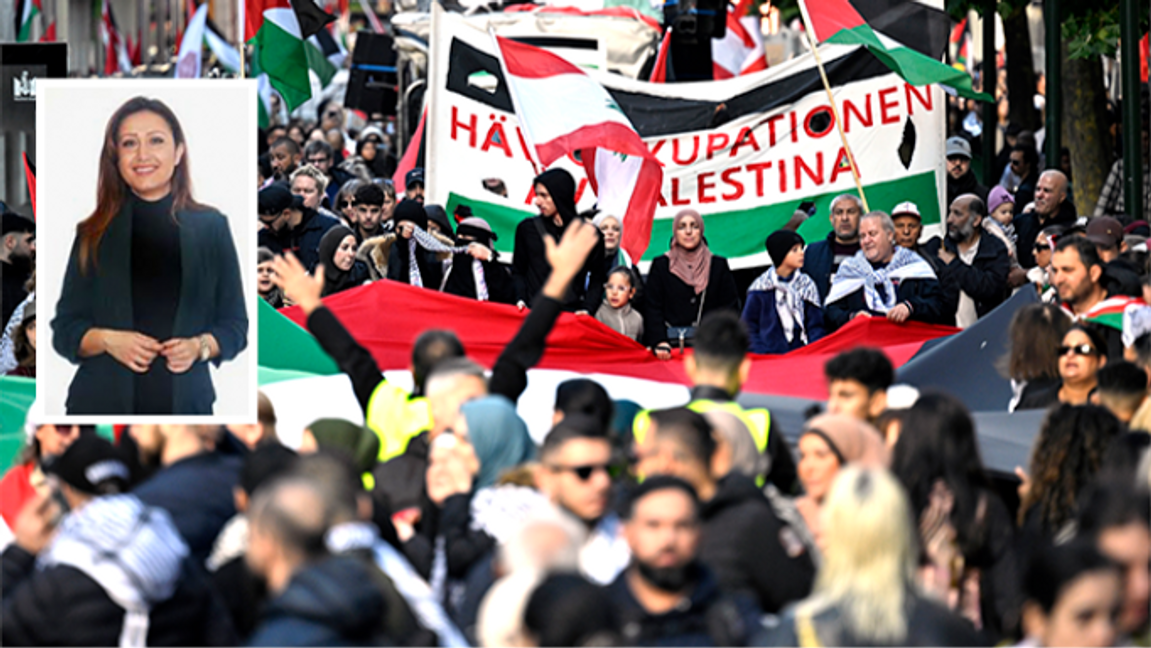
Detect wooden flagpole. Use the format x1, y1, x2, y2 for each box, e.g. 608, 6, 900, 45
799, 25, 869, 213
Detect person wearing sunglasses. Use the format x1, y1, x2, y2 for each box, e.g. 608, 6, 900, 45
534, 414, 631, 585
632, 406, 815, 614
1026, 225, 1066, 303
1018, 323, 1108, 410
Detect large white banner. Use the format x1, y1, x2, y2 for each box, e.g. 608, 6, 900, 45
427, 5, 945, 268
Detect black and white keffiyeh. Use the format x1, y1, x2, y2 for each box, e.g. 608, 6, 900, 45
749, 268, 821, 344
824, 246, 937, 312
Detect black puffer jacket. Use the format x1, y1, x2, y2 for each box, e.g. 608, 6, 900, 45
2, 545, 236, 646
759, 590, 987, 647
699, 473, 815, 614
247, 555, 387, 647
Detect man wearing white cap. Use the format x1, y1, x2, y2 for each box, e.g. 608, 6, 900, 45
945, 136, 989, 207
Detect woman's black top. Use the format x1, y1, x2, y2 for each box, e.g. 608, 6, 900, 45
130, 193, 181, 414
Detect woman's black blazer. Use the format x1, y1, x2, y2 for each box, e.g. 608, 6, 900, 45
52, 203, 248, 414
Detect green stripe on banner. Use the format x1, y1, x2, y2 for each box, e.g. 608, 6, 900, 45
1088, 312, 1125, 331
258, 298, 341, 376
0, 376, 35, 472
447, 170, 940, 262
259, 365, 330, 385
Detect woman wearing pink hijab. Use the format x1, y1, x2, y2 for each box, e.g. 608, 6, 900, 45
643, 209, 740, 359
770, 413, 890, 567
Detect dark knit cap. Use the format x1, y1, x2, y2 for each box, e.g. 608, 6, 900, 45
765, 229, 805, 268
394, 199, 428, 230
44, 435, 131, 496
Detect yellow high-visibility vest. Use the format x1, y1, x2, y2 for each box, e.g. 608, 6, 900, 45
365, 381, 434, 462
632, 399, 770, 453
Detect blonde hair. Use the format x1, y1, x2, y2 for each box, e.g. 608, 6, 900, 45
799, 466, 916, 644
290, 164, 329, 193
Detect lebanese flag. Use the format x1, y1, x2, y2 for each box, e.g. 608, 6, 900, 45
712, 2, 766, 80
101, 0, 133, 75
494, 35, 663, 261
581, 149, 662, 264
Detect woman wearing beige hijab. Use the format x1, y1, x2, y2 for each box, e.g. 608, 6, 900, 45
767, 413, 890, 567
643, 209, 741, 359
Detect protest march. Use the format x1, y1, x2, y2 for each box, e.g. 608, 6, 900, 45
1, 0, 1150, 645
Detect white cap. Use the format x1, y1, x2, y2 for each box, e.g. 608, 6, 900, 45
891, 202, 921, 219
886, 384, 920, 410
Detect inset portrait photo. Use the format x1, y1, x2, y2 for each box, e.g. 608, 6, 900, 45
36, 80, 257, 423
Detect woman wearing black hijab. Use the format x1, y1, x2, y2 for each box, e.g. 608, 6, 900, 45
511, 168, 606, 312
317, 225, 370, 296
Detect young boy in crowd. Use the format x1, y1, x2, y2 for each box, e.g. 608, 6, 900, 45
596, 266, 644, 342
742, 230, 825, 354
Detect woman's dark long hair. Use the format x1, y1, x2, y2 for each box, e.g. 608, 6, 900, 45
892, 392, 991, 557
1019, 403, 1121, 532
78, 96, 205, 272
999, 303, 1072, 382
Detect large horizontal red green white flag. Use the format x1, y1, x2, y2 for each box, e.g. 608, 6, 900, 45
245, 0, 337, 119
494, 35, 663, 261
797, 0, 990, 101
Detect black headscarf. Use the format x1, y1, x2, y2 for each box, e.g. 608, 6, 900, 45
317, 225, 359, 296
533, 168, 579, 224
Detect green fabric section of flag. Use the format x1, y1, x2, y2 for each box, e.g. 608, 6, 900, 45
17, 0, 39, 42
249, 19, 312, 112
305, 38, 338, 88
0, 376, 35, 472
1086, 312, 1125, 331
827, 24, 992, 102
446, 170, 940, 262
257, 298, 341, 376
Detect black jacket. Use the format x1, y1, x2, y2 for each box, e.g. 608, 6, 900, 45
608, 564, 762, 647
824, 274, 946, 330
2, 258, 31, 328
441, 254, 518, 305
947, 169, 990, 206
247, 556, 387, 647
643, 255, 741, 348
1013, 170, 1041, 216
1013, 200, 1077, 268
133, 451, 242, 567
1104, 257, 1143, 298
2, 545, 237, 646
52, 205, 248, 415
700, 473, 815, 613
258, 207, 342, 273
387, 237, 446, 290
801, 232, 859, 302
512, 215, 606, 312
760, 590, 987, 647
922, 232, 1011, 322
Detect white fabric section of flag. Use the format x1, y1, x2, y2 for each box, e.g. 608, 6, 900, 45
712, 14, 766, 78
260, 369, 688, 447
264, 7, 303, 38
175, 3, 208, 78
205, 26, 242, 72
257, 73, 276, 122
591, 149, 643, 218
503, 73, 635, 163
101, 0, 132, 73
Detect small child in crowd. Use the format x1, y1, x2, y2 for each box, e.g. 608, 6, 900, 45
742, 229, 825, 354
596, 266, 644, 342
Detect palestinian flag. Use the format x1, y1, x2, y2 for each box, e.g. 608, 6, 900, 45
1064, 296, 1146, 332
246, 0, 337, 121
393, 107, 426, 194
15, 0, 40, 42
494, 35, 663, 261
712, 0, 767, 80
798, 0, 990, 101
648, 27, 672, 82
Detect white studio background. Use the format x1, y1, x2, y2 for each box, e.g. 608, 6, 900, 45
35, 79, 258, 424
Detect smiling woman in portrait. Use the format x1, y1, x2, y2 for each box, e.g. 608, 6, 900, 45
51, 96, 247, 415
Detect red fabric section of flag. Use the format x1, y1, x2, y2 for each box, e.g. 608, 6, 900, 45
800, 0, 865, 43
618, 155, 662, 263
650, 28, 672, 83
393, 107, 426, 194
536, 122, 654, 168
22, 153, 35, 219
279, 280, 954, 399
39, 20, 55, 41
949, 17, 967, 44
1142, 33, 1149, 84
245, 0, 290, 42
497, 35, 584, 79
